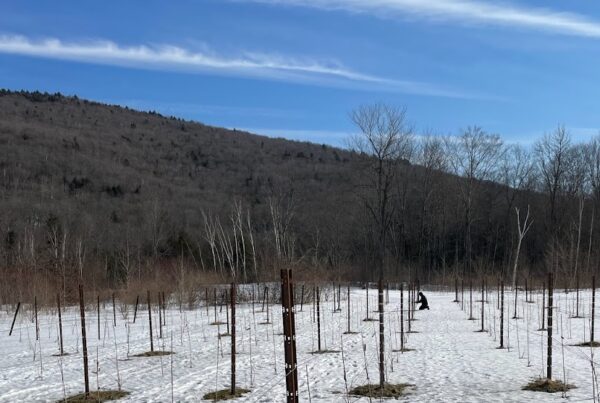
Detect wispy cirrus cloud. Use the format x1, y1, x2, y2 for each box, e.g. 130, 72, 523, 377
242, 0, 600, 38
0, 34, 473, 98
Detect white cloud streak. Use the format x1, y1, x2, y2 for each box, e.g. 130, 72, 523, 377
0, 34, 472, 98
245, 0, 600, 38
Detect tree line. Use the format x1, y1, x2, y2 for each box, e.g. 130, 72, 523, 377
0, 92, 597, 301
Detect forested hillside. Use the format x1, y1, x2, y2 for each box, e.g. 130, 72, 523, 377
0, 90, 595, 301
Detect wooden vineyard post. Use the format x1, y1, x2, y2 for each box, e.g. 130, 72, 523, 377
9, 302, 20, 336
158, 292, 163, 339
338, 283, 342, 311
408, 284, 412, 333
461, 279, 465, 311
513, 280, 518, 319
78, 285, 90, 396
378, 279, 385, 388
468, 280, 474, 320
205, 288, 209, 316
281, 269, 298, 403
133, 295, 139, 323
365, 283, 369, 321
497, 278, 500, 310
300, 284, 305, 312
453, 277, 459, 303
34, 296, 39, 341
57, 293, 64, 355
346, 284, 351, 334
112, 293, 117, 327
213, 288, 218, 323
147, 290, 154, 353
385, 282, 389, 305
316, 286, 321, 351
266, 288, 270, 324
480, 280, 485, 332
576, 273, 580, 318
162, 291, 166, 326
230, 283, 237, 396
547, 272, 554, 379
400, 283, 404, 351
97, 296, 101, 340
540, 282, 546, 331
226, 290, 230, 335
499, 280, 505, 349
592, 276, 597, 344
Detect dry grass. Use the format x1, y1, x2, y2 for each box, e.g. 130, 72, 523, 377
59, 390, 129, 402
202, 388, 250, 401
349, 383, 412, 398
131, 351, 174, 357
522, 378, 574, 393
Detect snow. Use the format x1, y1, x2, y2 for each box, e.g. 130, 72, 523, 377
0, 286, 598, 402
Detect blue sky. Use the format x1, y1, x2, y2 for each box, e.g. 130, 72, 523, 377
1, 0, 600, 146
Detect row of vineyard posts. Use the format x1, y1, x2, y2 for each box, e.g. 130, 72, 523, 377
4, 271, 598, 400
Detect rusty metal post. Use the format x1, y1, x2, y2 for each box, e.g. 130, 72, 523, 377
78, 285, 90, 396
281, 269, 298, 403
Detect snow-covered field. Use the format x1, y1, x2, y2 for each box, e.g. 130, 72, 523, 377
1, 285, 598, 402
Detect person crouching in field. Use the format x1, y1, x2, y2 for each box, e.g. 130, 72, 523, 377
417, 292, 430, 310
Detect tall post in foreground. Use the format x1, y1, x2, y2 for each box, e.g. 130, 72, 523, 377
499, 280, 504, 348
281, 269, 298, 403
230, 283, 237, 396
547, 272, 554, 380
78, 285, 90, 396
57, 293, 64, 355
378, 279, 385, 388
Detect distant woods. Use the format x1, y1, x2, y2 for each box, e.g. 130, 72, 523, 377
0, 91, 598, 300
